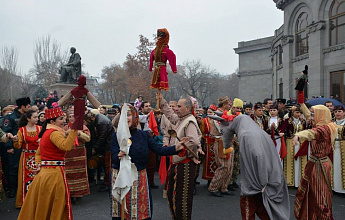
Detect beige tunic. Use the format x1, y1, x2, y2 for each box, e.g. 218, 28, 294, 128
160, 98, 201, 164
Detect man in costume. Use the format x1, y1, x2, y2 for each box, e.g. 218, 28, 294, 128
208, 97, 234, 197
159, 100, 178, 197
157, 93, 202, 220
333, 105, 345, 194
209, 112, 290, 220
277, 98, 288, 119
228, 98, 244, 191
2, 97, 31, 198
250, 103, 268, 131
263, 98, 273, 118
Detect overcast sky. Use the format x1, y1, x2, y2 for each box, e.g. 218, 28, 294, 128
1, 0, 283, 77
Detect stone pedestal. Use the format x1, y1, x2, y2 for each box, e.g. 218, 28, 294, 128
50, 83, 77, 98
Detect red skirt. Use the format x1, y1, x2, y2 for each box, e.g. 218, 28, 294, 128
111, 169, 151, 220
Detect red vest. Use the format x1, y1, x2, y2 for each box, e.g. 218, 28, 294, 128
40, 129, 66, 161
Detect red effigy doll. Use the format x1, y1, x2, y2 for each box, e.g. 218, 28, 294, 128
149, 28, 177, 92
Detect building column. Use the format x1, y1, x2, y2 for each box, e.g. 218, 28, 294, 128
307, 21, 326, 97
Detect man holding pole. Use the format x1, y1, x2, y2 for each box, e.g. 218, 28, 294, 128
157, 93, 202, 220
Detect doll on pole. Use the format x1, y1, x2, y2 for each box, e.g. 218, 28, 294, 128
149, 28, 177, 107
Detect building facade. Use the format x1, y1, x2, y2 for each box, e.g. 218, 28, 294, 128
235, 0, 345, 103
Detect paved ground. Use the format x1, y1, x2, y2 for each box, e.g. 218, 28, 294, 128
1, 173, 345, 219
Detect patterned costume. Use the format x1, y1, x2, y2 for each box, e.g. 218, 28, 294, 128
64, 123, 91, 198
282, 114, 307, 187
207, 118, 233, 194
13, 125, 41, 208
200, 117, 217, 180
18, 108, 77, 220
333, 118, 345, 193
111, 128, 177, 220
149, 28, 177, 91
294, 105, 337, 220
159, 97, 201, 220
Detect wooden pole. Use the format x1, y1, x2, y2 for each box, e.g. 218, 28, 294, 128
156, 90, 161, 110
121, 198, 125, 220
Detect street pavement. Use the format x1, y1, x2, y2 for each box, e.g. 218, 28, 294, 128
1, 173, 345, 220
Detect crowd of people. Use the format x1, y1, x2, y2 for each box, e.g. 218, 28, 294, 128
0, 89, 344, 219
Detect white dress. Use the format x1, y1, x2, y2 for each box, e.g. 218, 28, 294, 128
333, 119, 345, 193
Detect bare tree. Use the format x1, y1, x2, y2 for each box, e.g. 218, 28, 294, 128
1, 46, 18, 75
30, 35, 68, 87
175, 60, 218, 106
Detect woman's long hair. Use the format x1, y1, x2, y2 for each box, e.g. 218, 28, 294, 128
38, 117, 58, 138
18, 110, 36, 128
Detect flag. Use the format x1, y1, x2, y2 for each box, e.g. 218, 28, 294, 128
148, 111, 159, 136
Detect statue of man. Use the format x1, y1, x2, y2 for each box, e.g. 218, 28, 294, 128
59, 47, 82, 83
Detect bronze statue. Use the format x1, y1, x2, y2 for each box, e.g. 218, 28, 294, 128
59, 47, 82, 83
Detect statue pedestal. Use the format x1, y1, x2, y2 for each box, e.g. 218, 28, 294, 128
50, 83, 77, 98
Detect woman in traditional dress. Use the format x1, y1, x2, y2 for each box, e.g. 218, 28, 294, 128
282, 105, 307, 187
64, 107, 91, 204
13, 110, 40, 208
332, 105, 345, 194
111, 105, 185, 220
18, 107, 78, 220
293, 104, 337, 219
200, 106, 217, 184
266, 104, 285, 165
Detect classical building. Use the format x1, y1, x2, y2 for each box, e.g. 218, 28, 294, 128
235, 0, 345, 103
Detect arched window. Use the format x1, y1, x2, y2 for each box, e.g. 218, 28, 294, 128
330, 0, 345, 46
295, 12, 309, 56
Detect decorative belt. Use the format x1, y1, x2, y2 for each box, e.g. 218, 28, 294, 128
41, 160, 65, 166
309, 155, 332, 196
22, 149, 37, 153
155, 62, 166, 66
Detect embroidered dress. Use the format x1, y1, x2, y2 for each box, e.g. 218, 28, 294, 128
18, 125, 77, 220
294, 125, 334, 219
282, 117, 307, 187
149, 45, 177, 91
333, 119, 345, 193
111, 129, 177, 220
200, 117, 217, 180
13, 125, 41, 208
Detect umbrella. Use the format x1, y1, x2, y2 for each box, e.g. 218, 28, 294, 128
306, 98, 345, 107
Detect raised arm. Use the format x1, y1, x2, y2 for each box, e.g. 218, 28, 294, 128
50, 130, 78, 151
